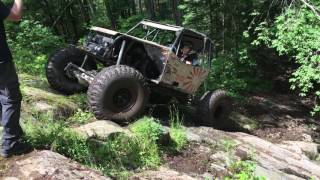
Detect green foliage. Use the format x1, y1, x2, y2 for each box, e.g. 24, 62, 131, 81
169, 106, 187, 151
201, 46, 274, 97
170, 127, 187, 152
6, 20, 64, 75
68, 109, 94, 125
68, 94, 89, 110
7, 20, 63, 54
118, 14, 145, 32
218, 139, 237, 153
130, 117, 165, 142
225, 161, 265, 180
52, 130, 93, 164
22, 116, 64, 149
22, 116, 164, 178
252, 4, 320, 115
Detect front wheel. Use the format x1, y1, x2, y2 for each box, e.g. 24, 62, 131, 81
87, 65, 150, 123
197, 90, 232, 129
46, 47, 97, 94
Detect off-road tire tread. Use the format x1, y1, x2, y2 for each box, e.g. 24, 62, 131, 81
197, 90, 232, 128
46, 47, 96, 94
88, 65, 149, 122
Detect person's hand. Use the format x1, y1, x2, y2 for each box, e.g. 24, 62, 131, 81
7, 0, 23, 22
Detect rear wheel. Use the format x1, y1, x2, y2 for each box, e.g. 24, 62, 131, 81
46, 47, 97, 94
88, 65, 150, 123
197, 90, 232, 129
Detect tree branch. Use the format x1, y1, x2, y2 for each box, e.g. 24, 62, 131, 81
298, 0, 320, 20
52, 0, 76, 27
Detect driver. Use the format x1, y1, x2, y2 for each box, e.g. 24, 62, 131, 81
179, 41, 199, 66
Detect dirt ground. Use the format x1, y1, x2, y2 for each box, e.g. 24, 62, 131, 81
163, 143, 212, 175
152, 92, 320, 144
159, 92, 320, 178
237, 93, 320, 143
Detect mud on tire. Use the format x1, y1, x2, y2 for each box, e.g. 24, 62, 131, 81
46, 47, 97, 94
87, 65, 150, 123
197, 90, 232, 129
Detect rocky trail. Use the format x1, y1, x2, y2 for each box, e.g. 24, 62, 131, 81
0, 74, 320, 180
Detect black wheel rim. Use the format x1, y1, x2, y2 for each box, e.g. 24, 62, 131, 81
103, 80, 139, 113
113, 88, 133, 110
213, 105, 224, 119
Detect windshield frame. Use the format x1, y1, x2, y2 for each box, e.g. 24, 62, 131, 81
126, 22, 181, 48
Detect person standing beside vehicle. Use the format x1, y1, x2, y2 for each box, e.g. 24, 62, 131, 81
0, 0, 31, 158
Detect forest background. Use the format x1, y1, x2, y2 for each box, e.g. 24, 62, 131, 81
2, 0, 320, 115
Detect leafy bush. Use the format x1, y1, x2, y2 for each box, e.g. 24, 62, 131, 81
203, 48, 268, 97
52, 130, 93, 164
6, 19, 64, 75
225, 161, 265, 180
22, 116, 64, 149
22, 116, 164, 178
68, 109, 94, 125
130, 117, 165, 142
252, 4, 320, 115
169, 107, 187, 151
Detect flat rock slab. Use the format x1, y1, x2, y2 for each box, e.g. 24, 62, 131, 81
186, 127, 320, 180
130, 167, 197, 180
254, 165, 304, 180
279, 141, 320, 157
2, 150, 110, 180
74, 120, 129, 140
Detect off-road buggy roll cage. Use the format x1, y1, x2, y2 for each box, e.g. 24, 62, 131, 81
75, 20, 214, 94
46, 20, 231, 126
83, 20, 213, 66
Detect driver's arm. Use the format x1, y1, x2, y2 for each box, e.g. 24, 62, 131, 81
3, 0, 23, 22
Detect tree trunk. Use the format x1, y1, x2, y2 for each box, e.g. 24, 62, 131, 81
104, 0, 117, 29
145, 0, 156, 20
42, 0, 59, 34
171, 0, 182, 25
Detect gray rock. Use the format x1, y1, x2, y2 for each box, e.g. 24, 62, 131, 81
186, 127, 320, 179
227, 131, 320, 179
210, 151, 230, 164
74, 120, 129, 140
255, 166, 304, 180
280, 141, 320, 160
34, 101, 54, 112
130, 167, 197, 180
3, 150, 110, 180
185, 130, 202, 142
230, 112, 260, 131
185, 127, 229, 144
209, 163, 228, 176
3, 178, 19, 180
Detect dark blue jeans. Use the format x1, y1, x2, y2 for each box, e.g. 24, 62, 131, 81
0, 61, 23, 152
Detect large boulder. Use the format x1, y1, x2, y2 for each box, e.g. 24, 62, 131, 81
130, 167, 196, 180
19, 74, 82, 120
279, 141, 320, 159
74, 120, 130, 140
186, 127, 320, 179
21, 86, 78, 119
2, 150, 110, 180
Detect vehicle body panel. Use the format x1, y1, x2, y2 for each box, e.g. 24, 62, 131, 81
160, 52, 209, 94
84, 20, 212, 95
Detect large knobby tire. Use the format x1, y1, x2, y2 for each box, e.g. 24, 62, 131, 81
88, 65, 150, 123
46, 47, 97, 95
197, 90, 232, 129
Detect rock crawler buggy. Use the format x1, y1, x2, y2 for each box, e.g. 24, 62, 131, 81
46, 20, 232, 127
